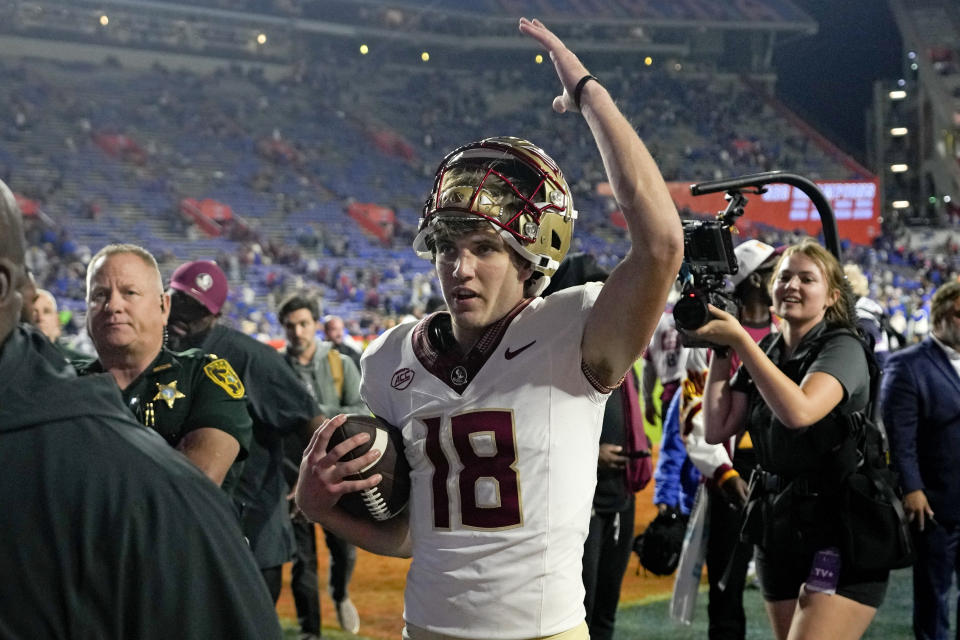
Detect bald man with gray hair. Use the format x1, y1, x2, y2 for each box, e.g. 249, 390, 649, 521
79, 242, 253, 490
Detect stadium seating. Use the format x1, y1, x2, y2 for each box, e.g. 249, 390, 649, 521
0, 49, 948, 343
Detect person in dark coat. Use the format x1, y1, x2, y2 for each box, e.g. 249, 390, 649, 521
882, 281, 960, 640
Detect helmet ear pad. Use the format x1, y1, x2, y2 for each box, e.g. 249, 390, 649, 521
532, 212, 574, 274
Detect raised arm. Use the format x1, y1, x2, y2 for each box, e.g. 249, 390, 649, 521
694, 305, 849, 430
702, 351, 748, 444
518, 18, 683, 388
733, 337, 845, 428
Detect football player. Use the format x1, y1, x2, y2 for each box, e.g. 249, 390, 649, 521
297, 17, 683, 640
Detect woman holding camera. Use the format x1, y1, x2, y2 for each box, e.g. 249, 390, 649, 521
693, 240, 886, 640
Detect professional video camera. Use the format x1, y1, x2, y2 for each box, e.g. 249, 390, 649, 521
672, 192, 746, 338
672, 170, 843, 348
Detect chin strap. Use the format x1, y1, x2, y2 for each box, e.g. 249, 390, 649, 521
496, 227, 559, 294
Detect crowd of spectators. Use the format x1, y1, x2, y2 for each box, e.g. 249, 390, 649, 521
0, 51, 953, 352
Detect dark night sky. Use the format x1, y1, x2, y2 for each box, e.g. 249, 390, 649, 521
772, 0, 903, 163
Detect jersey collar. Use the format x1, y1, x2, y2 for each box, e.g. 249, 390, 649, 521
412, 298, 533, 394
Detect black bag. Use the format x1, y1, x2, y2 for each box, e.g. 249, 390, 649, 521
634, 508, 687, 576
837, 412, 914, 571
813, 329, 914, 572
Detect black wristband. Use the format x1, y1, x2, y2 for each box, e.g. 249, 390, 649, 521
573, 74, 599, 111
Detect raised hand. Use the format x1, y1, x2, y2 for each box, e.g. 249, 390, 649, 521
518, 17, 592, 114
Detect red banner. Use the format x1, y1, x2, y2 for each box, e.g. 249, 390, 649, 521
180, 198, 223, 237
93, 133, 146, 165
663, 180, 881, 245
348, 202, 396, 244
369, 130, 415, 161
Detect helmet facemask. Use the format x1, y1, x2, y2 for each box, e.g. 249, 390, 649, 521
414, 137, 577, 296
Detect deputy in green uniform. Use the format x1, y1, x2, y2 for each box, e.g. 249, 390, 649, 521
80, 243, 251, 492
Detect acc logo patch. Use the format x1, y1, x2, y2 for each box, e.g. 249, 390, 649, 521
391, 368, 414, 390
203, 359, 245, 399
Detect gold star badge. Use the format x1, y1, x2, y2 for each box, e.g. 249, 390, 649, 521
152, 381, 186, 409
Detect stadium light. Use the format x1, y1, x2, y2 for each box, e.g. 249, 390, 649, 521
888, 90, 907, 100
421, 52, 430, 62
891, 201, 910, 209
360, 44, 369, 55
256, 33, 267, 45
890, 127, 908, 136
99, 14, 109, 26
890, 163, 909, 173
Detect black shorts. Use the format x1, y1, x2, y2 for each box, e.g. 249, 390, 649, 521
755, 544, 889, 608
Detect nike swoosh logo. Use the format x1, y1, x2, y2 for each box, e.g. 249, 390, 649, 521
505, 340, 537, 360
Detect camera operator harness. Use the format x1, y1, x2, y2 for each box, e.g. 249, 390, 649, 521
670, 172, 905, 590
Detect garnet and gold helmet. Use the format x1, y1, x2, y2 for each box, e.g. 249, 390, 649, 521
413, 137, 577, 295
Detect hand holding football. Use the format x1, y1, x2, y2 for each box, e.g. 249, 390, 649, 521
325, 414, 411, 522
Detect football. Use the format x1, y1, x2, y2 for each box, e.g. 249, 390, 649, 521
325, 414, 411, 522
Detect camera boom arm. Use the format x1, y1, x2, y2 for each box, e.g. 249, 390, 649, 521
690, 170, 841, 261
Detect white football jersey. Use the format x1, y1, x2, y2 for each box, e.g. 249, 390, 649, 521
360, 283, 607, 639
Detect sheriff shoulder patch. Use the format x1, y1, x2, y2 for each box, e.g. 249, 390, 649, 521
203, 359, 245, 399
